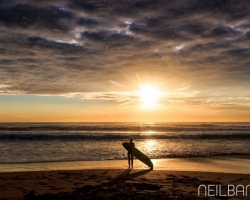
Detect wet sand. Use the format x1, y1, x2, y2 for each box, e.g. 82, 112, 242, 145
1, 156, 250, 173
1, 158, 250, 199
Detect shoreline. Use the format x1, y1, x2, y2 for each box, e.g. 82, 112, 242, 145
1, 156, 250, 174
1, 157, 250, 199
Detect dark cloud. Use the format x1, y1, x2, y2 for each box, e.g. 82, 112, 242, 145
207, 25, 241, 38
0, 4, 73, 31
0, 0, 249, 96
70, 0, 105, 12
27, 36, 82, 51
77, 17, 99, 27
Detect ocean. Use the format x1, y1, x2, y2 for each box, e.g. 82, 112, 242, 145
0, 122, 250, 164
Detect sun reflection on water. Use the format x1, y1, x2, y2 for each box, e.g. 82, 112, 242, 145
143, 140, 156, 152
144, 131, 156, 135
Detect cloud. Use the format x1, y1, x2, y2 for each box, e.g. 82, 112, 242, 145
0, 0, 249, 98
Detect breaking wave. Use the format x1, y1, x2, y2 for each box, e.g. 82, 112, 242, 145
0, 132, 250, 140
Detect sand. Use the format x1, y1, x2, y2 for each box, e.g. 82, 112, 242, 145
2, 157, 250, 173
1, 158, 250, 200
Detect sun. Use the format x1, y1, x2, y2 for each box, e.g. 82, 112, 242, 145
139, 84, 161, 108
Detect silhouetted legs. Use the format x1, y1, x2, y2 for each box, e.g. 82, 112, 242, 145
128, 152, 133, 168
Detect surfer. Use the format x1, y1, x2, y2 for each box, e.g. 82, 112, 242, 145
127, 138, 135, 168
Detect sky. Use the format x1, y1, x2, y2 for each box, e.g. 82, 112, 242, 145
0, 0, 250, 122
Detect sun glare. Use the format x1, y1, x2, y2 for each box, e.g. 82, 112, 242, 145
139, 84, 161, 108
143, 140, 156, 152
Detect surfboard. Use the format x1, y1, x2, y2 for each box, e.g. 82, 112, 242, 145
122, 142, 153, 169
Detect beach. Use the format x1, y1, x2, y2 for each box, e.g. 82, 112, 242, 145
1, 123, 250, 199
1, 0, 250, 198
1, 158, 250, 200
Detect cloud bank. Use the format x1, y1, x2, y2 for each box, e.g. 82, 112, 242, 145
0, 0, 250, 100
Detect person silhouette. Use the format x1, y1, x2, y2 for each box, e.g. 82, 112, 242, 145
128, 138, 135, 168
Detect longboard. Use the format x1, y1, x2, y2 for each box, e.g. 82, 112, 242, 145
122, 142, 153, 169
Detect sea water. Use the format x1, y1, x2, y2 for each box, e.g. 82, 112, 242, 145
0, 122, 250, 164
